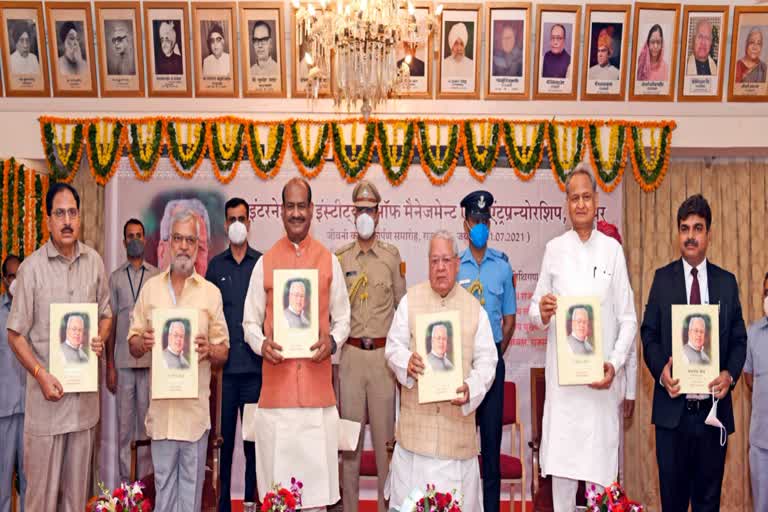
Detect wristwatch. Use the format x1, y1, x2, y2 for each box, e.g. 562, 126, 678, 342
330, 336, 338, 355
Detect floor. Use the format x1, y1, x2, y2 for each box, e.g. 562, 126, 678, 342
229, 500, 533, 511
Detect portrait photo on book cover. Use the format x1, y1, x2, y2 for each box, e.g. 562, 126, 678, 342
681, 313, 712, 366
59, 311, 91, 365
283, 278, 312, 329
426, 320, 455, 372
161, 317, 192, 370
565, 304, 595, 356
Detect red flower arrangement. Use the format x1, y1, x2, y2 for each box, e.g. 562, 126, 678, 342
586, 482, 643, 512
86, 481, 152, 512
414, 484, 462, 512
261, 477, 303, 512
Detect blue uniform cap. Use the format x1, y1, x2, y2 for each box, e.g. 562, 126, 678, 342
460, 190, 494, 220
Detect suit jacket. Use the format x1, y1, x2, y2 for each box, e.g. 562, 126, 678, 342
397, 56, 425, 77
641, 259, 747, 433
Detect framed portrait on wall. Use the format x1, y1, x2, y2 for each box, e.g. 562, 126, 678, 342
95, 2, 145, 97
728, 6, 768, 102
485, 2, 530, 100
629, 2, 680, 102
533, 4, 581, 100
678, 5, 728, 102
240, 2, 285, 98
0, 1, 49, 96
291, 5, 331, 98
396, 2, 433, 98
192, 3, 238, 98
143, 2, 191, 97
46, 2, 97, 97
581, 4, 630, 101
438, 4, 481, 99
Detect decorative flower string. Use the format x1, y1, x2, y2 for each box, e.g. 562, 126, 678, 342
376, 121, 415, 186
247, 122, 287, 179
261, 477, 303, 512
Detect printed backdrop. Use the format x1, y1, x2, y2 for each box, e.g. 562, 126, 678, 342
101, 156, 623, 501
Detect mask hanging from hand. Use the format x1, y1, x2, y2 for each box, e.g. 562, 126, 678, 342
704, 392, 727, 447
468, 222, 489, 248
355, 213, 375, 240
228, 221, 248, 245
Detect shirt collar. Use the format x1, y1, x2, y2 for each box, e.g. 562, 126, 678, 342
354, 240, 380, 257
569, 228, 597, 245
120, 259, 149, 272
460, 247, 491, 267
45, 239, 82, 261
160, 267, 204, 286
682, 257, 708, 277
224, 245, 259, 262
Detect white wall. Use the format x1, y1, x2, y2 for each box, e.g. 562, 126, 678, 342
0, 0, 767, 159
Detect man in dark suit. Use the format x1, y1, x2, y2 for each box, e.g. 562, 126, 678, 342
397, 54, 425, 77
641, 194, 747, 512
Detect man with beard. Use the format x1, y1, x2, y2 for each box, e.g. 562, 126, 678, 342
157, 199, 211, 277
107, 21, 136, 75
249, 21, 279, 76
202, 23, 230, 76
642, 194, 746, 512
57, 21, 86, 76
107, 218, 158, 485
155, 20, 183, 75
129, 209, 229, 512
9, 22, 40, 74
243, 177, 351, 511
205, 197, 263, 512
6, 182, 112, 511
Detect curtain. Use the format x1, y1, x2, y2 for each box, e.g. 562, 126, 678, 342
622, 159, 764, 512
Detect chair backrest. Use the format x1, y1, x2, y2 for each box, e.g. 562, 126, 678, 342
502, 380, 517, 425
530, 367, 546, 444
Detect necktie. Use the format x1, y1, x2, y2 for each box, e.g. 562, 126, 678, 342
690, 267, 701, 305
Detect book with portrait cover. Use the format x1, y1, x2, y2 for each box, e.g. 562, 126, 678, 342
49, 303, 98, 393
672, 304, 720, 394
151, 307, 198, 399
415, 310, 464, 404
273, 268, 319, 359
555, 296, 604, 385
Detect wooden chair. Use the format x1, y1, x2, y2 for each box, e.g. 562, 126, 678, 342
529, 367, 552, 512
130, 368, 224, 511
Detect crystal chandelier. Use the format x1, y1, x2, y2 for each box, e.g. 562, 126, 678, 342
293, 0, 442, 118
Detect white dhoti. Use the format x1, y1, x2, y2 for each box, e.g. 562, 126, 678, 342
384, 444, 482, 511
253, 405, 340, 509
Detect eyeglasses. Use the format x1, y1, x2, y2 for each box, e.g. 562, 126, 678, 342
51, 208, 79, 220
252, 36, 270, 45
209, 35, 224, 44
111, 35, 128, 44
171, 233, 198, 246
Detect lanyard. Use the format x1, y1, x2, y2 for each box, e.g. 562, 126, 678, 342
126, 266, 146, 303
167, 276, 177, 306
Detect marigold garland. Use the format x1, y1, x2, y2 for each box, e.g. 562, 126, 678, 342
14, 164, 23, 257
37, 116, 676, 191
331, 121, 377, 182
246, 123, 286, 179
34, 174, 43, 248
41, 174, 50, 243
462, 121, 500, 182
24, 168, 35, 258
6, 164, 15, 257
1, 161, 9, 264
376, 121, 414, 186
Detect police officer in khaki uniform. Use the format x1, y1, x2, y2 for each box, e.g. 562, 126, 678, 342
337, 180, 406, 512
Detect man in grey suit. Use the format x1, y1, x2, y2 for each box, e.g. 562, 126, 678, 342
163, 320, 190, 369
61, 314, 88, 364
284, 280, 310, 328
683, 316, 711, 365
427, 323, 454, 371
567, 307, 594, 355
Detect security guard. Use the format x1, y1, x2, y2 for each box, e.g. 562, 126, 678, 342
337, 180, 406, 512
457, 190, 516, 512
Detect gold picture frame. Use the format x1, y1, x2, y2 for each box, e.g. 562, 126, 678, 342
290, 5, 331, 98
46, 1, 97, 97
0, 1, 49, 97
192, 2, 238, 98
678, 5, 729, 102
396, 1, 433, 99
628, 2, 681, 102
533, 3, 581, 101
143, 1, 192, 98
727, 6, 768, 102
240, 2, 286, 98
95, 1, 145, 97
484, 2, 530, 100
580, 4, 630, 101
437, 3, 481, 99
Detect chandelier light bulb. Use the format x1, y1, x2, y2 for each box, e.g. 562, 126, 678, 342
435, 4, 443, 16
304, 52, 314, 65
292, 0, 301, 8
307, 3, 316, 16
405, 54, 412, 64
407, 2, 415, 15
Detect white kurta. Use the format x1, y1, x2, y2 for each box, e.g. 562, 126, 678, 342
529, 229, 637, 486
10, 50, 39, 74
202, 52, 231, 76
242, 252, 351, 508
383, 293, 498, 510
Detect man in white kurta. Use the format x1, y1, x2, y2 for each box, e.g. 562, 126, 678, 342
441, 22, 475, 91
529, 164, 637, 512
243, 178, 350, 511
384, 231, 497, 511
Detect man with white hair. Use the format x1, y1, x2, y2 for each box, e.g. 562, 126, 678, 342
157, 198, 211, 277
442, 22, 474, 85
683, 316, 711, 365
162, 320, 190, 369
155, 20, 183, 75
61, 314, 88, 364
107, 21, 135, 76
566, 307, 594, 355
129, 208, 229, 512
529, 163, 637, 512
384, 230, 497, 510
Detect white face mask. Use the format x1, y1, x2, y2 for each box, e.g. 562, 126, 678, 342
355, 213, 375, 240
8, 279, 17, 297
704, 392, 727, 447
763, 295, 768, 317
228, 221, 248, 245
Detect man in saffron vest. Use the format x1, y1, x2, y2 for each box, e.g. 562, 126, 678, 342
384, 230, 498, 510
243, 177, 351, 511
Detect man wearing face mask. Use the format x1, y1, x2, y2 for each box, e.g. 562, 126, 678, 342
456, 190, 515, 512
641, 194, 746, 512
205, 197, 262, 512
335, 180, 405, 512
744, 273, 768, 512
108, 218, 158, 485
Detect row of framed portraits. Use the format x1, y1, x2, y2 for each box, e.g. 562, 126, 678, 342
0, 2, 766, 101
